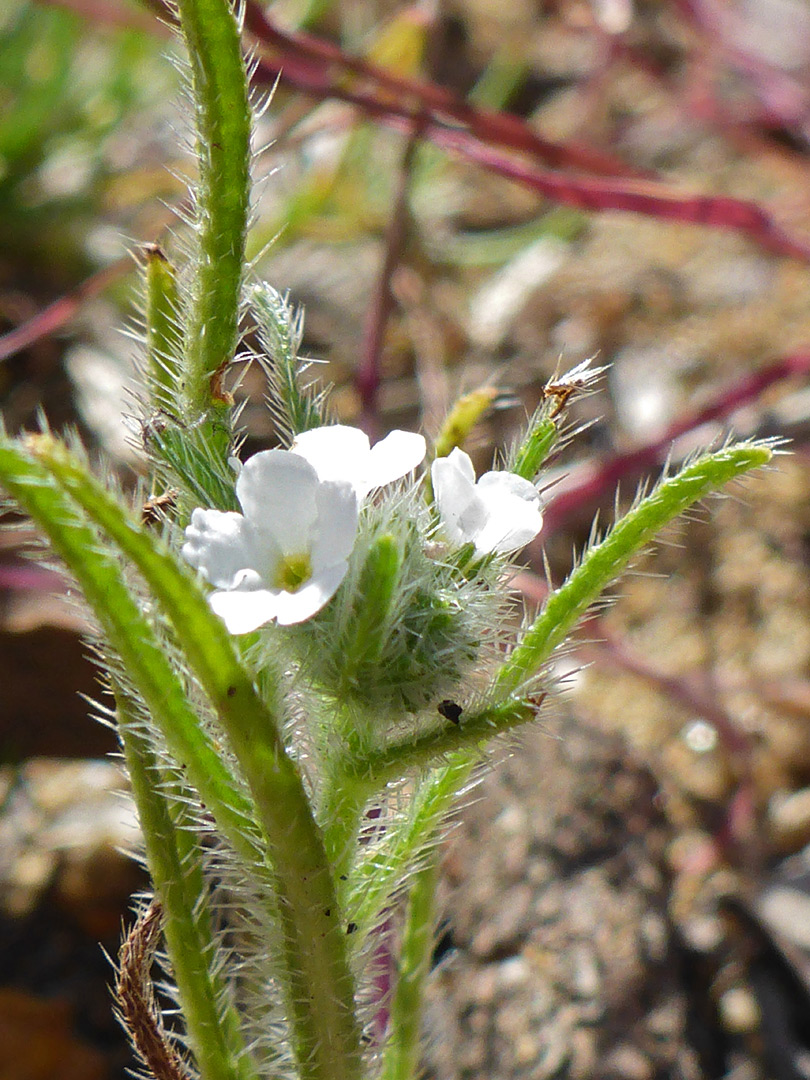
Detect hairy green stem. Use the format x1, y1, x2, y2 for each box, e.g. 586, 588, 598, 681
343, 758, 475, 942
511, 413, 557, 480
330, 699, 532, 792
175, 0, 250, 418
320, 779, 369, 885
116, 687, 257, 1080
379, 854, 441, 1080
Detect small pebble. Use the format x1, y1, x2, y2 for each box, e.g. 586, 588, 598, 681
719, 986, 760, 1034
769, 787, 810, 852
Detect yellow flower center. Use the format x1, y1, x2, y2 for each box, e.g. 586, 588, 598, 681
274, 552, 312, 593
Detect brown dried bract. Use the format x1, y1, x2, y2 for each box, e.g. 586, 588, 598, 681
116, 900, 191, 1080
210, 364, 235, 406
542, 382, 578, 420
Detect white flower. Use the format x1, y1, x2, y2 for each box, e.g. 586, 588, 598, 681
290, 424, 426, 500
431, 448, 543, 555
182, 450, 358, 633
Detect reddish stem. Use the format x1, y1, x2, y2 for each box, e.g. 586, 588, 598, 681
36, 0, 810, 260
0, 258, 132, 363
243, 43, 810, 261
417, 123, 810, 260
672, 0, 810, 140
241, 0, 644, 180
356, 126, 422, 435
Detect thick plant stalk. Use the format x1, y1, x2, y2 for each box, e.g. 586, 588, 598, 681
116, 688, 258, 1080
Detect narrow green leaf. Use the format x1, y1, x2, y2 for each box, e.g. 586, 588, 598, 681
379, 854, 441, 1080
247, 283, 330, 441
342, 533, 400, 670
511, 414, 558, 480
332, 697, 532, 791
499, 441, 774, 694
145, 244, 183, 413
0, 441, 263, 1080
343, 757, 473, 941
335, 442, 774, 792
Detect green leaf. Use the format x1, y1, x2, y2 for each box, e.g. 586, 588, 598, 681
379, 854, 440, 1080
145, 244, 183, 414
499, 441, 775, 694
0, 438, 263, 1080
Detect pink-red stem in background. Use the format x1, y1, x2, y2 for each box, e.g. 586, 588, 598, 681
539, 352, 810, 538
356, 125, 422, 434
0, 257, 131, 363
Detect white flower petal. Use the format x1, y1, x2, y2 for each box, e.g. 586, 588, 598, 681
185, 441, 367, 633
274, 562, 350, 625
431, 451, 479, 545
445, 447, 477, 485
473, 489, 543, 553
477, 470, 541, 505
292, 424, 425, 497
182, 509, 259, 589
209, 588, 280, 634
310, 480, 359, 570
236, 449, 318, 554
456, 497, 490, 546
231, 568, 265, 590
290, 425, 370, 486
367, 430, 426, 488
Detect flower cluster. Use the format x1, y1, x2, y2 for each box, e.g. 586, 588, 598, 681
183, 424, 544, 633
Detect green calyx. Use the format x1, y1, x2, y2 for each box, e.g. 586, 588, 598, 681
292, 509, 489, 715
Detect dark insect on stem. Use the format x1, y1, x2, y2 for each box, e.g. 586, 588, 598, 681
437, 699, 463, 724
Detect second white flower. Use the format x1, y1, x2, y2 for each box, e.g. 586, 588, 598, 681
431, 447, 543, 555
